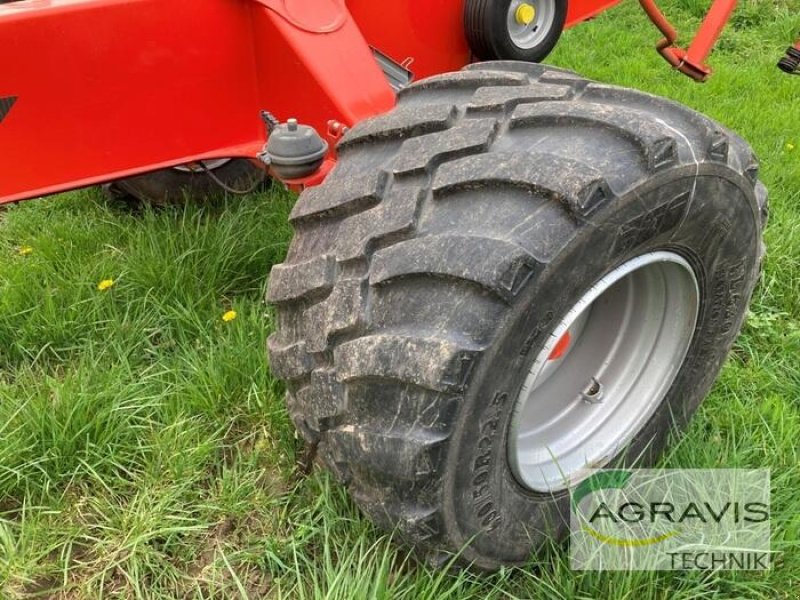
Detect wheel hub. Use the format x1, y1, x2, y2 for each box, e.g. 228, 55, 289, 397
515, 3, 536, 26
506, 0, 556, 49
508, 251, 700, 493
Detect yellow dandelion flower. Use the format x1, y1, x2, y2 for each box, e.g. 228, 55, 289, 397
787, 142, 796, 152
222, 310, 237, 322
18, 246, 33, 256
97, 278, 115, 291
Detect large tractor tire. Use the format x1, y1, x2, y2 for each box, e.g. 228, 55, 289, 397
113, 159, 266, 205
266, 62, 767, 568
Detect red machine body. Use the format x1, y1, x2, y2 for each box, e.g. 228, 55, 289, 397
0, 0, 740, 204
0, 0, 619, 203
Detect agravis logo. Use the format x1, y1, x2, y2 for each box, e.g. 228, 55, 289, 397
573, 470, 679, 547
570, 469, 771, 571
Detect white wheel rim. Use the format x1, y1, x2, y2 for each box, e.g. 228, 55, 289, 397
506, 0, 557, 50
508, 251, 700, 493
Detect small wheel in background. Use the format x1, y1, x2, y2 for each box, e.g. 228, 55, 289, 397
465, 0, 568, 63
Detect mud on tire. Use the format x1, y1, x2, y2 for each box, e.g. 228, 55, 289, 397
266, 62, 767, 568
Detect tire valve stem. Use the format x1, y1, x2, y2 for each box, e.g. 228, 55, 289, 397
581, 377, 604, 404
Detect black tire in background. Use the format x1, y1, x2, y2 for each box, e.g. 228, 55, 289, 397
266, 62, 767, 568
114, 159, 266, 205
465, 0, 568, 63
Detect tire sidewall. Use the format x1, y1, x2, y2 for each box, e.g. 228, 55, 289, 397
443, 166, 761, 567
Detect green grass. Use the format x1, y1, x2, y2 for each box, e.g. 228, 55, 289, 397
1, 1, 799, 597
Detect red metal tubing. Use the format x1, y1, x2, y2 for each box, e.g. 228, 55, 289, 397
639, 0, 738, 81
639, 0, 678, 48
684, 0, 737, 69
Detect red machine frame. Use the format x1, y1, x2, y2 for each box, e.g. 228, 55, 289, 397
0, 0, 738, 204
0, 0, 620, 203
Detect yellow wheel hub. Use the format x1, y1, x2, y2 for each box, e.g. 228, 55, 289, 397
515, 3, 537, 26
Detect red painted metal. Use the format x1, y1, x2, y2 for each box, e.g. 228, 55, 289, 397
249, 1, 395, 142
347, 0, 471, 79
0, 0, 395, 203
1, 0, 263, 202
547, 331, 571, 361
0, 0, 622, 204
348, 0, 624, 81
565, 0, 623, 27
639, 0, 737, 81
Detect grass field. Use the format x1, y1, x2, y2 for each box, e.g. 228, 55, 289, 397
1, 1, 799, 597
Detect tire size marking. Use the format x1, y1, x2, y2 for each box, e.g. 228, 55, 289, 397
471, 391, 508, 532
684, 258, 747, 395
710, 259, 747, 338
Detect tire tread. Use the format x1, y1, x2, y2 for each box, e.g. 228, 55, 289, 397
266, 62, 766, 565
